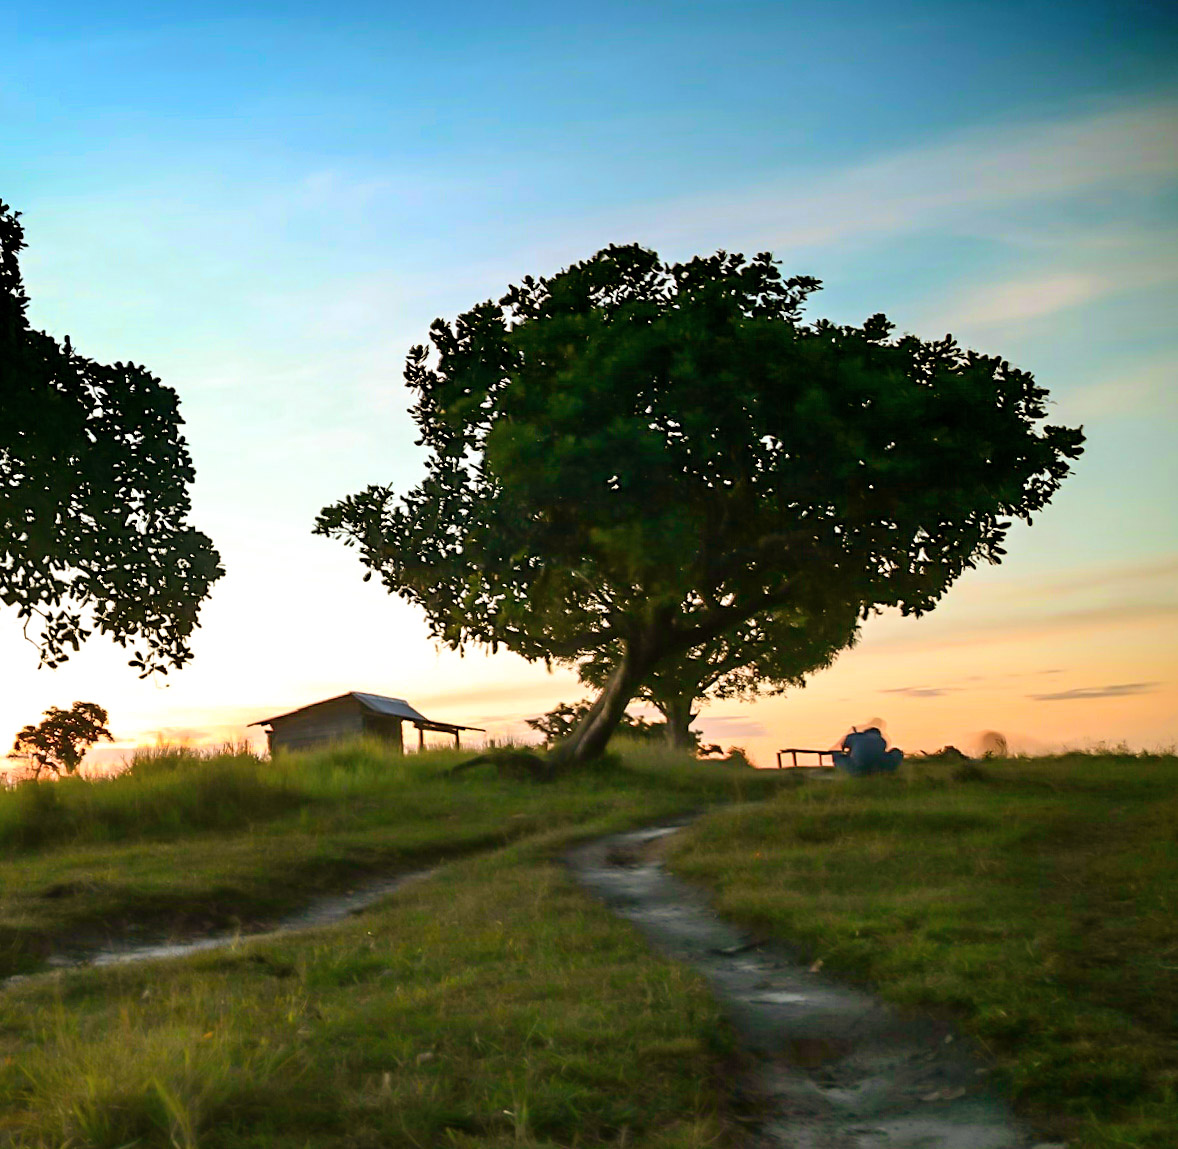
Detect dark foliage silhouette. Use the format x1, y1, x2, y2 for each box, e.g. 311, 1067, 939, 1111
0, 201, 222, 674
9, 701, 113, 777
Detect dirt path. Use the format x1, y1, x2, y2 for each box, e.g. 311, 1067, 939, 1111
2, 868, 433, 985
567, 823, 1043, 1149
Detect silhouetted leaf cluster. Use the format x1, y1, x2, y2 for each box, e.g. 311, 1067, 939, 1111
0, 202, 223, 673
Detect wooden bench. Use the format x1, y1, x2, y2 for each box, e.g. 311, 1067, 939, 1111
775, 748, 839, 769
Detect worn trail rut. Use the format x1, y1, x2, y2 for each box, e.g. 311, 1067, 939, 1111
567, 823, 1039, 1149
3, 868, 433, 984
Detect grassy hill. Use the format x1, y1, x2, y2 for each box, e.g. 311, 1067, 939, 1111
667, 752, 1178, 1148
0, 743, 1173, 1147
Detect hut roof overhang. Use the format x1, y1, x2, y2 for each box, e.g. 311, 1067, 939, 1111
249, 691, 484, 734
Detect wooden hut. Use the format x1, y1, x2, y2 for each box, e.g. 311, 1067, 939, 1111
250, 691, 483, 756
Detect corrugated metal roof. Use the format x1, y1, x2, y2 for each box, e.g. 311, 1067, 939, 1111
353, 692, 484, 730
350, 692, 430, 723
250, 691, 483, 731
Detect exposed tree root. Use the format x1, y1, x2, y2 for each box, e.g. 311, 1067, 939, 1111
449, 749, 557, 783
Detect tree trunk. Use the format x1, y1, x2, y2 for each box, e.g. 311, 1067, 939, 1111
552, 636, 661, 765
656, 692, 698, 752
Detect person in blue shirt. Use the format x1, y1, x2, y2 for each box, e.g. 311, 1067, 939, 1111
833, 727, 903, 775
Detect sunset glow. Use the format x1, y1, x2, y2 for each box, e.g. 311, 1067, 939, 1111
3, 2, 1176, 770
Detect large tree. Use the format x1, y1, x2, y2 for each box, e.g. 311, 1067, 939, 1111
316, 245, 1083, 763
0, 201, 223, 674
578, 604, 861, 751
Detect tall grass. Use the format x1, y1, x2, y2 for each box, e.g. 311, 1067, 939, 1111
0, 743, 302, 851
6, 744, 1171, 1145
0, 736, 773, 855
0, 738, 474, 853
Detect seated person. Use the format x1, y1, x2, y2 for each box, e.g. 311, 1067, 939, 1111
833, 727, 903, 775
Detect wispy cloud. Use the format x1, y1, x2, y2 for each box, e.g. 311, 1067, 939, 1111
416, 679, 580, 714
855, 557, 1178, 658
922, 226, 1178, 335
631, 94, 1178, 254
1019, 557, 1178, 600
699, 716, 768, 738
881, 686, 957, 698
1059, 356, 1178, 421
945, 273, 1105, 328
865, 601, 1178, 654
1030, 682, 1161, 701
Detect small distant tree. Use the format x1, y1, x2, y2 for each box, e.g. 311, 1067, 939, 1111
0, 201, 223, 674
9, 701, 114, 778
579, 604, 861, 750
525, 700, 665, 746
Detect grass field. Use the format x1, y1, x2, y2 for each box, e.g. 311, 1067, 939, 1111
1, 744, 1173, 1147
0, 740, 776, 1148
0, 740, 777, 981
1, 842, 731, 1148
667, 752, 1178, 1149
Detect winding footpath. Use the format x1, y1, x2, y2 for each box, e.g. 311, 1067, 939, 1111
7, 822, 1053, 1147
566, 823, 1045, 1149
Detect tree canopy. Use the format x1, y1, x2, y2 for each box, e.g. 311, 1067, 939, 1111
9, 700, 113, 778
317, 244, 1083, 762
0, 201, 223, 674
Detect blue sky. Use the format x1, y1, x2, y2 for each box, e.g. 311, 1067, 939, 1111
3, 1, 1176, 762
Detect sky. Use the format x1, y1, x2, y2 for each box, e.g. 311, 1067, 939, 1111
3, 0, 1177, 769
